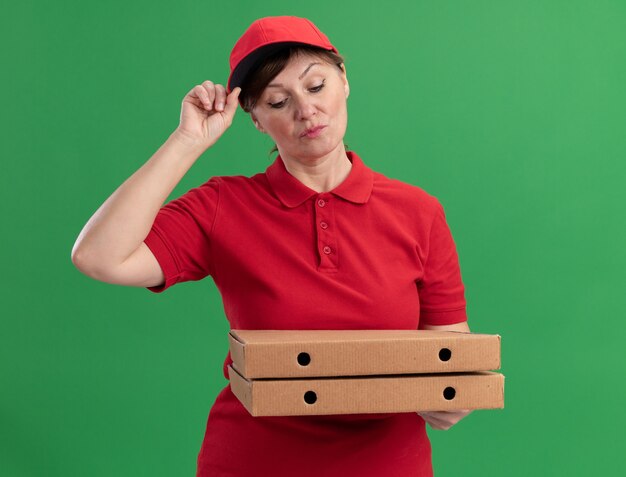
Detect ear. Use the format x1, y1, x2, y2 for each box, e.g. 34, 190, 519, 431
339, 63, 350, 99
250, 112, 265, 133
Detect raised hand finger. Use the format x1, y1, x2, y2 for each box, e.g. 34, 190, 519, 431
191, 84, 212, 111
222, 87, 241, 120
201, 80, 217, 110
214, 84, 227, 112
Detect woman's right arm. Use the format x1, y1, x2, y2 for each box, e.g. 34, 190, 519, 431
71, 82, 241, 288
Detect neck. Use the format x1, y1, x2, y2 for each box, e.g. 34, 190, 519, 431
279, 143, 352, 193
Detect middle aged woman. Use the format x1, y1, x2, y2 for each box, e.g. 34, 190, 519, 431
72, 15, 472, 477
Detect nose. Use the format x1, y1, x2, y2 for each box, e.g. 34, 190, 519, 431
293, 94, 317, 121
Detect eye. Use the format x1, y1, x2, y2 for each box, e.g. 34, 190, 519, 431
310, 80, 325, 93
268, 80, 326, 109
269, 99, 287, 109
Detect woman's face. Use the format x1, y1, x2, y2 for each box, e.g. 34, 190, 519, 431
250, 52, 350, 165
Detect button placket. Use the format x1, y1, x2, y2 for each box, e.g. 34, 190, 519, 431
314, 194, 338, 270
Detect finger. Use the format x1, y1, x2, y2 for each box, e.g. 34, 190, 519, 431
420, 411, 453, 428
214, 84, 227, 112
423, 415, 452, 431
193, 84, 213, 111
431, 421, 452, 431
423, 409, 470, 419
423, 410, 471, 429
222, 87, 241, 119
201, 80, 216, 109
439, 409, 471, 420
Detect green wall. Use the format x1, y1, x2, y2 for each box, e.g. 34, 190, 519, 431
2, 1, 625, 475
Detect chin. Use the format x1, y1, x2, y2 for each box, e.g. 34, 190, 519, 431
301, 145, 345, 164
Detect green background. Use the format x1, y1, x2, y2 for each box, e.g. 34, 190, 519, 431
3, 0, 625, 475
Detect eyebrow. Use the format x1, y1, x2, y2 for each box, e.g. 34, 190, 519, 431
266, 62, 321, 88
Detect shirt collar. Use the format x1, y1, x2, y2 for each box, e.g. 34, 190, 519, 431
266, 150, 374, 208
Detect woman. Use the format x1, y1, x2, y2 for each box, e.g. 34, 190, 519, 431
72, 15, 471, 477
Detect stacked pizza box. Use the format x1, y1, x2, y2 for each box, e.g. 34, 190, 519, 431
227, 329, 504, 417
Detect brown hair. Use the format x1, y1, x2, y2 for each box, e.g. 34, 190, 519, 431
239, 44, 349, 157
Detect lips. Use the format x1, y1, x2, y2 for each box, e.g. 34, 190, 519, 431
300, 125, 326, 137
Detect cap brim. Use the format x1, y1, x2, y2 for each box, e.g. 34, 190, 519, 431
228, 42, 332, 94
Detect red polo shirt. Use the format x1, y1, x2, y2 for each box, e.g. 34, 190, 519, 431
143, 150, 467, 477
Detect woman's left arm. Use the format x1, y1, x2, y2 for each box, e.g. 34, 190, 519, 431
417, 320, 472, 430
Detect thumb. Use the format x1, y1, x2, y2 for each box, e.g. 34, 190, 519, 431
223, 87, 241, 119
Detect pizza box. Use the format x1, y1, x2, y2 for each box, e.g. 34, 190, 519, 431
228, 364, 505, 416
228, 329, 501, 379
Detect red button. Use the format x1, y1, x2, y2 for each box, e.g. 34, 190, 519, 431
317, 199, 326, 207
320, 221, 328, 229
323, 246, 332, 254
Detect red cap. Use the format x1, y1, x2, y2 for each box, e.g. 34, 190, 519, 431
227, 16, 339, 96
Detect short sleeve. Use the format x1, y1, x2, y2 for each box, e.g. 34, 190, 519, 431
418, 200, 468, 326
143, 178, 220, 293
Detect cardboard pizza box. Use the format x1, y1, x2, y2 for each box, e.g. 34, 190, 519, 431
228, 365, 505, 416
228, 329, 501, 379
